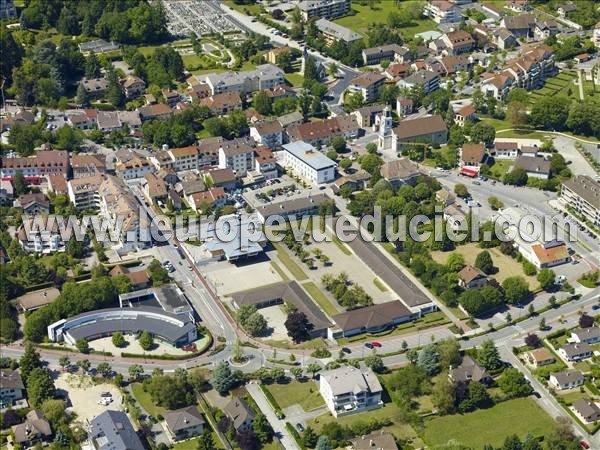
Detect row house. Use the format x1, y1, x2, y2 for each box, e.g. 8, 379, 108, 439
286, 115, 359, 147
0, 150, 69, 178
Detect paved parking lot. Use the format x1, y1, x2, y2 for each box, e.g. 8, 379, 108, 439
243, 175, 318, 208
204, 259, 283, 295
259, 305, 289, 341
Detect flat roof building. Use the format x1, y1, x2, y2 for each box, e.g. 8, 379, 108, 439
281, 141, 337, 185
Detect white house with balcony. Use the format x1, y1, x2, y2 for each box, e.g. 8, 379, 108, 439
319, 366, 383, 417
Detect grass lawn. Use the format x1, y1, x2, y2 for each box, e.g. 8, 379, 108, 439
273, 242, 308, 281
302, 281, 340, 317
574, 361, 593, 373
172, 432, 224, 449
266, 380, 324, 411
488, 159, 514, 181
421, 398, 556, 448
334, 3, 436, 38
131, 383, 167, 417
224, 0, 263, 16
373, 277, 388, 292
285, 72, 305, 87
310, 402, 424, 447
431, 243, 538, 289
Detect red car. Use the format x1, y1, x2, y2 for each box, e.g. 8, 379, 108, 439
371, 341, 382, 348
580, 441, 589, 449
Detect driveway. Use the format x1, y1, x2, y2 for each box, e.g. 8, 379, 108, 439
246, 382, 301, 450
283, 404, 328, 428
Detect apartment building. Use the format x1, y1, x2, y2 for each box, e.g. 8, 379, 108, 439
169, 146, 199, 172
199, 92, 242, 115
286, 115, 360, 147
17, 219, 64, 254
561, 175, 600, 227
397, 70, 440, 96
250, 121, 284, 149
441, 30, 475, 55
254, 146, 278, 180
319, 366, 383, 417
424, 0, 462, 24
68, 175, 104, 210
315, 18, 362, 45
0, 150, 70, 178
114, 150, 154, 180
361, 44, 408, 66
281, 141, 337, 185
298, 0, 350, 20
80, 77, 109, 98
70, 154, 106, 178
347, 72, 386, 102
218, 138, 255, 176
203, 64, 285, 95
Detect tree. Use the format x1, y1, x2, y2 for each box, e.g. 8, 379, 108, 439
128, 364, 144, 382
236, 429, 260, 450
478, 339, 502, 371
506, 101, 529, 126
537, 268, 556, 291
306, 363, 321, 379
252, 413, 274, 444
504, 167, 528, 186
41, 398, 65, 426
138, 331, 154, 351
365, 355, 385, 373
148, 259, 170, 285
454, 183, 469, 197
59, 356, 70, 371
290, 367, 303, 380
12, 171, 29, 196
197, 429, 216, 450
502, 276, 531, 304
475, 250, 494, 275
330, 136, 346, 153
432, 376, 456, 415
488, 196, 504, 211
498, 368, 532, 398
530, 96, 570, 131
27, 368, 55, 408
76, 83, 89, 106
579, 314, 595, 328
285, 311, 314, 343
112, 332, 126, 348
253, 91, 272, 115
525, 333, 540, 348
302, 426, 319, 448
327, 62, 339, 78
417, 344, 440, 375
77, 359, 91, 373
470, 123, 496, 147
437, 338, 461, 369
85, 53, 101, 78
315, 435, 332, 450
20, 343, 42, 384
211, 361, 236, 395
96, 362, 112, 378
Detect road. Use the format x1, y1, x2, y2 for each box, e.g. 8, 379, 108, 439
246, 383, 301, 450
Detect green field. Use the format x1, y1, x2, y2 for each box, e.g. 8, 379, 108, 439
488, 159, 514, 181
266, 380, 325, 411
302, 281, 340, 317
172, 432, 225, 449
131, 383, 167, 417
334, 3, 436, 37
285, 72, 305, 87
421, 398, 556, 448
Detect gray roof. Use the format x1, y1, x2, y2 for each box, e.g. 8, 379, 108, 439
449, 355, 491, 383
205, 64, 284, 88
203, 214, 266, 259
315, 18, 362, 42
320, 366, 382, 396
256, 193, 331, 219
231, 281, 332, 332
119, 285, 193, 316
402, 70, 439, 86
12, 410, 51, 444
362, 44, 406, 58
164, 406, 205, 433
350, 431, 399, 450
551, 370, 583, 385
0, 369, 24, 390
562, 176, 600, 210
332, 301, 411, 332
514, 155, 551, 175
283, 141, 337, 171
573, 398, 600, 419
64, 307, 195, 346
277, 111, 304, 127
223, 397, 255, 430
561, 343, 593, 358
572, 327, 600, 341
88, 410, 144, 450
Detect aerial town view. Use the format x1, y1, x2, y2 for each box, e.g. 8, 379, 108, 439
0, 0, 600, 449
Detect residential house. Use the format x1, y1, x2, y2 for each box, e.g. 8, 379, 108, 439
396, 97, 414, 116
71, 154, 106, 178
424, 0, 462, 24
351, 104, 385, 128
121, 75, 146, 99
501, 14, 536, 37
117, 110, 142, 130
200, 92, 242, 115
108, 265, 151, 291
384, 63, 410, 82
331, 170, 371, 195
513, 155, 551, 179
493, 28, 518, 50
397, 70, 440, 95
535, 20, 560, 40
81, 77, 109, 98
525, 347, 556, 367
572, 398, 600, 424
319, 366, 383, 417
162, 89, 180, 107
436, 187, 455, 207
558, 343, 593, 362
520, 240, 571, 269
86, 410, 145, 450
204, 168, 237, 191
480, 72, 515, 100
97, 111, 121, 133
223, 397, 255, 432
571, 327, 600, 345
142, 172, 168, 203
286, 115, 360, 147
460, 143, 486, 167
441, 30, 475, 55
449, 355, 492, 385
0, 369, 25, 406
557, 2, 577, 17
46, 174, 68, 196
348, 72, 387, 102
315, 18, 362, 45
380, 158, 420, 188
250, 120, 284, 149
454, 104, 476, 126
362, 44, 407, 66
15, 192, 49, 216
203, 64, 285, 95
349, 432, 398, 450
188, 188, 227, 212
277, 111, 304, 128
138, 103, 174, 122
549, 370, 584, 390
482, 3, 503, 19
443, 203, 467, 231
254, 146, 278, 180
164, 406, 205, 442
298, 0, 351, 20
440, 55, 470, 76
392, 115, 448, 149
494, 141, 519, 159
329, 301, 413, 339
561, 176, 600, 227
218, 138, 256, 176
281, 141, 337, 185
458, 265, 488, 289
114, 151, 154, 180
506, 0, 530, 12
12, 410, 52, 448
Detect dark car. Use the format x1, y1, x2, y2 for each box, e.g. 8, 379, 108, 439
296, 423, 304, 432
364, 343, 373, 349
592, 305, 600, 311
341, 347, 352, 354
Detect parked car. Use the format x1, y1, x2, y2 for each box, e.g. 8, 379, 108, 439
364, 343, 373, 349
580, 441, 589, 449
341, 347, 352, 354
371, 341, 382, 348
296, 423, 304, 432
592, 305, 600, 311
